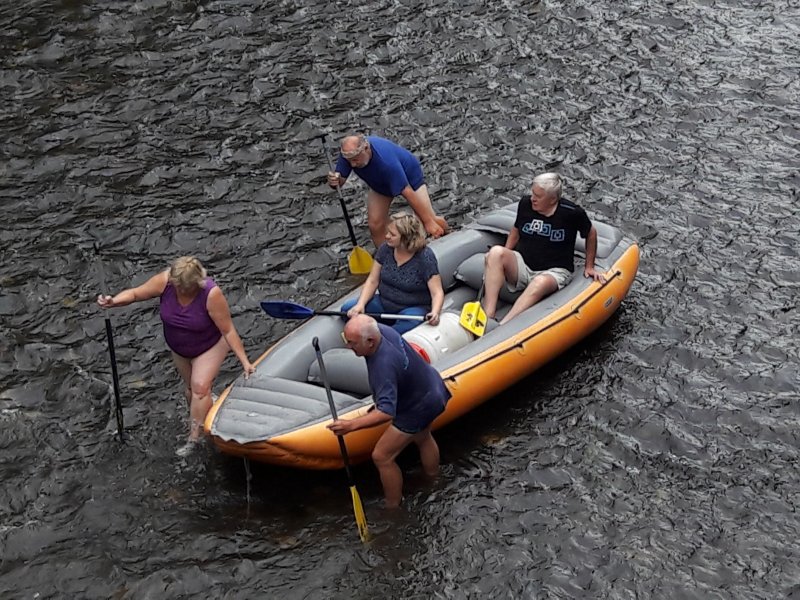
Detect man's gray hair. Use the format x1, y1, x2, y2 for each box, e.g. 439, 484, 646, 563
532, 173, 562, 199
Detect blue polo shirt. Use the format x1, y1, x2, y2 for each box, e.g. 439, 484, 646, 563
367, 324, 450, 432
334, 136, 425, 197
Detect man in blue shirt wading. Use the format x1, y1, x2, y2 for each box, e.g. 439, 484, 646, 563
327, 134, 449, 249
328, 314, 451, 508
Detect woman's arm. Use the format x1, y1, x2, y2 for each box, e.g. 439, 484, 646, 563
206, 287, 255, 376
97, 270, 169, 308
425, 274, 445, 325
348, 259, 382, 316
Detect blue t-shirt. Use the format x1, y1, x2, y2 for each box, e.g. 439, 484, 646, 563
367, 324, 451, 431
513, 195, 593, 273
375, 244, 439, 314
334, 136, 425, 197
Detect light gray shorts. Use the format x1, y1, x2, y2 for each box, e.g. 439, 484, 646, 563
507, 251, 573, 293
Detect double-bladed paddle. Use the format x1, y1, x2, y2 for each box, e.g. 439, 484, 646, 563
312, 337, 370, 543
261, 300, 425, 322
322, 135, 373, 275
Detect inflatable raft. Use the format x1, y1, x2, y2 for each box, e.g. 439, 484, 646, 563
205, 203, 639, 469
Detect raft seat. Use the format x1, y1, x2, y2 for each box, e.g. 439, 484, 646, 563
577, 222, 623, 261
454, 253, 518, 304
210, 376, 365, 443
308, 349, 371, 397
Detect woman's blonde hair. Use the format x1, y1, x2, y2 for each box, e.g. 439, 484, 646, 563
169, 256, 207, 291
390, 212, 427, 253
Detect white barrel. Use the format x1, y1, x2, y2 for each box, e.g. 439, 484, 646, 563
403, 312, 474, 364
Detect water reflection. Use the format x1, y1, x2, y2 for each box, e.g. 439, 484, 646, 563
2, 0, 799, 597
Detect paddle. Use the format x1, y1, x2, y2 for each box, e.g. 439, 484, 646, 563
104, 320, 125, 442
95, 244, 125, 442
312, 336, 370, 543
459, 282, 488, 337
261, 300, 425, 322
322, 135, 373, 275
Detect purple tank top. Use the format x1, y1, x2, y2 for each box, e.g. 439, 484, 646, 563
160, 278, 222, 358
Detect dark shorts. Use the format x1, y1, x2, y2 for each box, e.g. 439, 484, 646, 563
392, 393, 447, 435
393, 421, 428, 435
167, 332, 222, 359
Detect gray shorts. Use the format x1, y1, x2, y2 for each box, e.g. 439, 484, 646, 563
507, 251, 573, 293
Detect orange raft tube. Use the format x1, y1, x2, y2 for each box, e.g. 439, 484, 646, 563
205, 207, 639, 469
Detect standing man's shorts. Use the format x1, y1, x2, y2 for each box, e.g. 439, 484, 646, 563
507, 251, 573, 293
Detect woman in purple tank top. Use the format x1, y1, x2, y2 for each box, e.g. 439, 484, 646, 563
97, 256, 255, 456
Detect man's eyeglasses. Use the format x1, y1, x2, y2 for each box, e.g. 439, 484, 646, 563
341, 331, 354, 345
341, 140, 368, 160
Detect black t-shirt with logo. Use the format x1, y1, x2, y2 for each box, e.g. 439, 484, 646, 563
513, 195, 593, 273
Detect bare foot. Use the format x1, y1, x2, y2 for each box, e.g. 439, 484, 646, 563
176, 438, 200, 457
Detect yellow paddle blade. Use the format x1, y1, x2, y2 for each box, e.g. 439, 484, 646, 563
349, 485, 370, 543
348, 247, 373, 275
459, 300, 487, 337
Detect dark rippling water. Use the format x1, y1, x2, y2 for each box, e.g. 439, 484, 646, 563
2, 0, 799, 597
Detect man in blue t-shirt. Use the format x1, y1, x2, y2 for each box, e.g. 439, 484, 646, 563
327, 134, 449, 248
482, 173, 607, 325
327, 314, 451, 508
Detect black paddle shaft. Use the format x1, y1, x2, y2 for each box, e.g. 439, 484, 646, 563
95, 244, 125, 442
312, 337, 356, 480
104, 318, 125, 441
321, 135, 360, 247
260, 300, 426, 322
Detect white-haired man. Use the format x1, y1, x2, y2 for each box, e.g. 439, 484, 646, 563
482, 173, 606, 325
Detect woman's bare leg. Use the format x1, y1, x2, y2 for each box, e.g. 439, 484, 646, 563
186, 336, 230, 440
171, 353, 193, 407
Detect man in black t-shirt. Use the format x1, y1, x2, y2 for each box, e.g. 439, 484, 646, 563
482, 173, 606, 325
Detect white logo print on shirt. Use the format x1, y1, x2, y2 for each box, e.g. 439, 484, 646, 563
521, 219, 565, 242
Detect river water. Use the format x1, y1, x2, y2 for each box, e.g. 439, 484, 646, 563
1, 0, 799, 598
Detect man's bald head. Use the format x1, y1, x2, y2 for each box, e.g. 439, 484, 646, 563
343, 314, 381, 357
